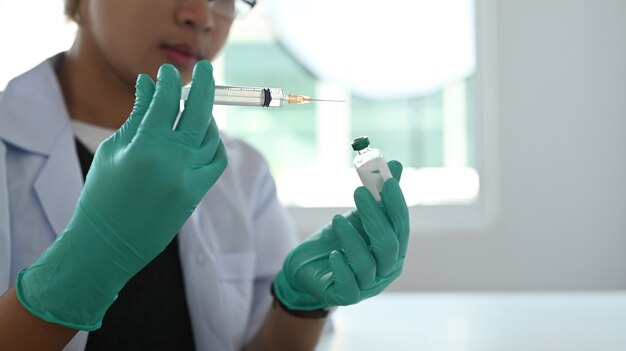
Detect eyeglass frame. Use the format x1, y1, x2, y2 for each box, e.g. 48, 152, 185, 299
210, 0, 257, 20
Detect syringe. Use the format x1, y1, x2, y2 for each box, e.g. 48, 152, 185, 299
181, 84, 344, 108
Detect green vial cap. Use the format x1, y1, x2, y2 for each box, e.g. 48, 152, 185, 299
351, 136, 370, 151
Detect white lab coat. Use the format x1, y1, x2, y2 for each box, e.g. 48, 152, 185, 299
0, 54, 300, 351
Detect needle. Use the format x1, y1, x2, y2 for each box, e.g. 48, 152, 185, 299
308, 98, 346, 102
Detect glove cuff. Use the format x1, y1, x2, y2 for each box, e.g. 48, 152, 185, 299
272, 271, 327, 311
16, 267, 111, 331
270, 282, 330, 319
14, 218, 138, 331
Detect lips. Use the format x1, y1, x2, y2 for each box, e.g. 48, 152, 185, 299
161, 43, 202, 67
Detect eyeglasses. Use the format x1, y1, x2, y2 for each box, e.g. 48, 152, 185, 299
210, 0, 257, 20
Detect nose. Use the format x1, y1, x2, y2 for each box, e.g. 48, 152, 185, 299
175, 0, 214, 33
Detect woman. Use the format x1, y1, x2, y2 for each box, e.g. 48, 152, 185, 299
0, 0, 410, 350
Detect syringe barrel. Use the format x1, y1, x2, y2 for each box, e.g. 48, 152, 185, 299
181, 85, 285, 107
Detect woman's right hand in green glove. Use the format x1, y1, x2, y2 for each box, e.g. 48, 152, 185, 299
16, 60, 227, 330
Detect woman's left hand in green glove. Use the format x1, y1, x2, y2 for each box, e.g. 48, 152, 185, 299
273, 160, 410, 311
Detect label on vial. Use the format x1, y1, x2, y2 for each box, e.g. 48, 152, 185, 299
356, 157, 393, 201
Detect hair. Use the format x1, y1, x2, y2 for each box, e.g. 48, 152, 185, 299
65, 0, 80, 22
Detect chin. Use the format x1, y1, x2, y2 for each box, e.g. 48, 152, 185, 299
177, 67, 194, 84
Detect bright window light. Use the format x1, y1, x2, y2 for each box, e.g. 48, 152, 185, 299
0, 0, 77, 90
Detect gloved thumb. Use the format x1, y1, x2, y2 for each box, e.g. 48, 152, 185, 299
116, 74, 156, 145
388, 160, 403, 182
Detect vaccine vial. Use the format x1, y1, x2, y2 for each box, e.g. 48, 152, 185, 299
352, 136, 393, 202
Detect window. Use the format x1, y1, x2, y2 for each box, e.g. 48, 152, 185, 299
0, 0, 77, 90
214, 0, 498, 233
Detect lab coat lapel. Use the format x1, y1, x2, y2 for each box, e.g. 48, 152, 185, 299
0, 54, 84, 236
0, 142, 10, 291
33, 130, 84, 236
0, 55, 89, 350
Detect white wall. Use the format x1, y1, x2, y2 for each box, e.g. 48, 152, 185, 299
391, 0, 626, 291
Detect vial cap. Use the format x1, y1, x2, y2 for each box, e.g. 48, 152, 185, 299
351, 136, 370, 151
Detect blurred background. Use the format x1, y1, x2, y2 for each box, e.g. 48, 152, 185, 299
1, 0, 625, 294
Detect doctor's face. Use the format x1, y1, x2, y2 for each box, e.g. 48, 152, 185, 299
75, 0, 233, 85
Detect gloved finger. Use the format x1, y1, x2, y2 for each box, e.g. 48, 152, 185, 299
194, 114, 221, 164
326, 250, 360, 306
177, 61, 215, 146
113, 74, 155, 147
354, 187, 400, 278
388, 160, 403, 182
192, 139, 228, 190
344, 210, 369, 246
140, 64, 182, 133
381, 178, 410, 259
332, 215, 377, 290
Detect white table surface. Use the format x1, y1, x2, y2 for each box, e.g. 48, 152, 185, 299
316, 292, 626, 351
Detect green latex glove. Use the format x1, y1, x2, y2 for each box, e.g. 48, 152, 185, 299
273, 161, 410, 311
16, 61, 227, 330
